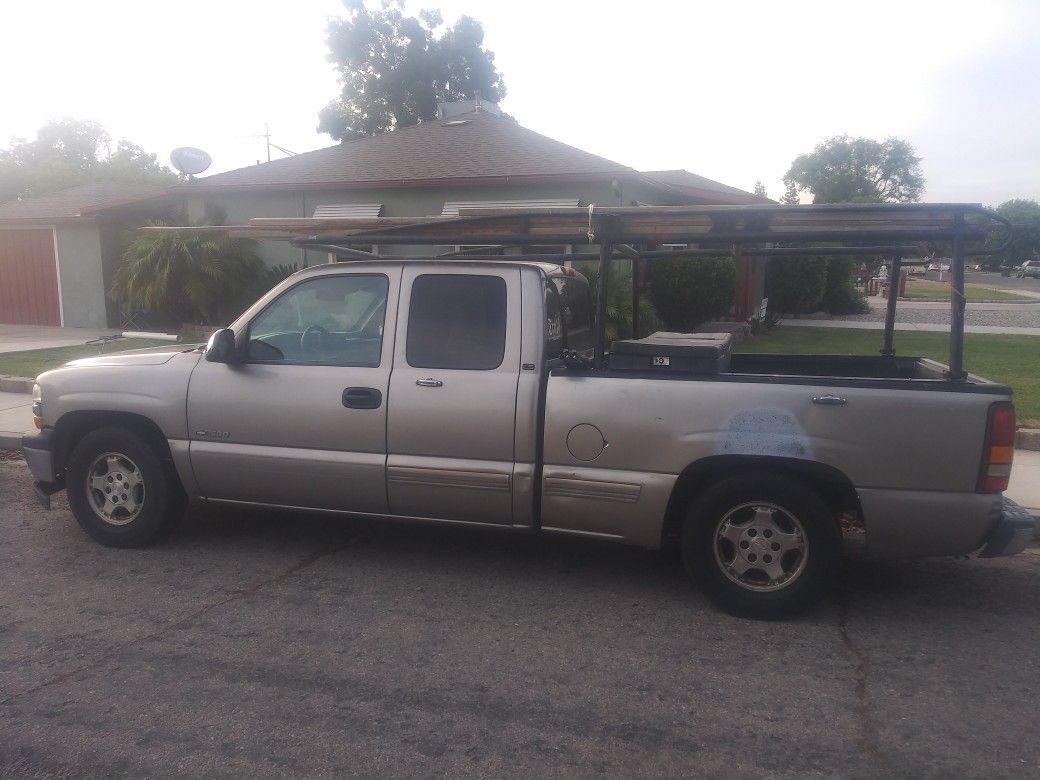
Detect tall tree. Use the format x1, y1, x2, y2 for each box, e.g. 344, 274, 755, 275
988, 199, 1040, 269
318, 1, 506, 141
753, 180, 767, 199
784, 135, 925, 204
0, 118, 180, 202
779, 180, 800, 205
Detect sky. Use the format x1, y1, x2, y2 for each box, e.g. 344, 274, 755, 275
1, 0, 1037, 204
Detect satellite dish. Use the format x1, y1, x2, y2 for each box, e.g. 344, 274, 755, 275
170, 147, 212, 176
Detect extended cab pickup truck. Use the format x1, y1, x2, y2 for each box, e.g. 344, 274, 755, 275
22, 259, 1036, 618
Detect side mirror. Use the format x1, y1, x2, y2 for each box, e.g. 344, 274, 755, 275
205, 328, 240, 364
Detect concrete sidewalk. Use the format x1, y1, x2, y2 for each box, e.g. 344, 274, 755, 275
0, 324, 118, 354
783, 319, 1040, 335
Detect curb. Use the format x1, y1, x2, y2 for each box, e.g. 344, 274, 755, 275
0, 432, 23, 451
0, 376, 34, 394
1017, 429, 1040, 452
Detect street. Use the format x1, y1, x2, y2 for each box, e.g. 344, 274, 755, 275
2, 458, 1040, 778
963, 271, 1040, 293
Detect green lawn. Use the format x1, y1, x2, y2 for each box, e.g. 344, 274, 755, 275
736, 327, 1040, 427
0, 339, 180, 379
901, 279, 1033, 302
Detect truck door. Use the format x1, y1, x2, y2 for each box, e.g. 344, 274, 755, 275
386, 266, 521, 525
186, 268, 399, 513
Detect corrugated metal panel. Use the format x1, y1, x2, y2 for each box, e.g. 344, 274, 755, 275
0, 228, 61, 326
312, 204, 383, 219
441, 198, 581, 217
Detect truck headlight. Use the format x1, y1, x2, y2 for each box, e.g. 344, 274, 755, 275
31, 383, 43, 429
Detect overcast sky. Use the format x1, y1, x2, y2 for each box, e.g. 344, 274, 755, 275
2, 0, 1037, 204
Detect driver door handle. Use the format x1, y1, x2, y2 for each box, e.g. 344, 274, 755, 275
342, 387, 382, 409
416, 378, 443, 388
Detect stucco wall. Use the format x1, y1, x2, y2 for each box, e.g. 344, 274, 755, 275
54, 223, 108, 328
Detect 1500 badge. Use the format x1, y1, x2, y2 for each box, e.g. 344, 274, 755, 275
194, 430, 231, 439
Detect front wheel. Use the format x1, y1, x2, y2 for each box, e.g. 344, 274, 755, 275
66, 427, 181, 548
681, 472, 842, 620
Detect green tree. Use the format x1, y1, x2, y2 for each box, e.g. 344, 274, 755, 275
779, 180, 800, 205
647, 256, 737, 331
318, 1, 506, 141
987, 199, 1040, 270
784, 135, 924, 204
111, 221, 264, 326
0, 118, 180, 202
753, 180, 767, 199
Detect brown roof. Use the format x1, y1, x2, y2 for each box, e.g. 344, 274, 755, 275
641, 169, 765, 204
192, 110, 635, 190
0, 181, 164, 224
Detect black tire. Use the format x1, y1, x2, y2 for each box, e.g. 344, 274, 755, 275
65, 427, 181, 548
681, 471, 842, 620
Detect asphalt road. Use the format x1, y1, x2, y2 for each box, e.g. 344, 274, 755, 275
963, 271, 1040, 293
3, 459, 1040, 778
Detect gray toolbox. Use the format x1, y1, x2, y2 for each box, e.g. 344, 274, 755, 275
609, 331, 733, 373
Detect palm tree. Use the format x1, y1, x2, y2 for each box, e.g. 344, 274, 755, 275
111, 221, 264, 325
582, 262, 661, 344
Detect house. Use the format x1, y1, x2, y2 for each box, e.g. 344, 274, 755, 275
0, 181, 163, 327
0, 99, 767, 328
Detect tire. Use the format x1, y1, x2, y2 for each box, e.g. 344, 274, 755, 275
681, 471, 842, 620
65, 427, 181, 548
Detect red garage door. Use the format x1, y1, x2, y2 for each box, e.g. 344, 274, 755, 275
0, 229, 61, 326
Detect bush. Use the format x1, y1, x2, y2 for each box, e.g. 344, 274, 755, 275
821, 256, 869, 314
766, 256, 827, 315
647, 256, 737, 331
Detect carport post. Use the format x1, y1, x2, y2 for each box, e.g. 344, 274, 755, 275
949, 213, 967, 380
595, 239, 612, 369
631, 257, 642, 339
881, 253, 902, 357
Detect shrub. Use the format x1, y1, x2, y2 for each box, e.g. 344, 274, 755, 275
766, 256, 827, 315
822, 256, 869, 314
647, 256, 737, 331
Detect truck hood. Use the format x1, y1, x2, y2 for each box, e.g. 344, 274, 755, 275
65, 345, 204, 368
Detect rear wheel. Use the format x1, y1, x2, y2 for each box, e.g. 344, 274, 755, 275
66, 427, 181, 548
682, 472, 841, 620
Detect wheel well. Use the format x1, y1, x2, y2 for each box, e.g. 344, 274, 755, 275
660, 456, 861, 549
53, 411, 177, 476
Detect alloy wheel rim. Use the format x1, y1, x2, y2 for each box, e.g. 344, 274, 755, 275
712, 501, 808, 592
85, 452, 145, 526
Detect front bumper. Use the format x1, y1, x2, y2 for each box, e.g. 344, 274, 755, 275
22, 429, 63, 509
978, 498, 1037, 557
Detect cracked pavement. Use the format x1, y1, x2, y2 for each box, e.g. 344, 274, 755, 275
2, 460, 1040, 777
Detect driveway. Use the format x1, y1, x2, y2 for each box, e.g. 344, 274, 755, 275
0, 324, 118, 354
2, 460, 1039, 777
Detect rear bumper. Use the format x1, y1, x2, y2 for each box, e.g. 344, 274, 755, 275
978, 498, 1037, 558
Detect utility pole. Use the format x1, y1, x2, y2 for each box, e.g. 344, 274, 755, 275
265, 122, 271, 163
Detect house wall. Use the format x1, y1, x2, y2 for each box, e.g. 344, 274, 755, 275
54, 223, 108, 328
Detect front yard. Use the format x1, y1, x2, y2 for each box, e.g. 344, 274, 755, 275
737, 326, 1040, 427
900, 278, 1034, 302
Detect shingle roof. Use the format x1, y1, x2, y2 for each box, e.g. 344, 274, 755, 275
194, 111, 635, 189
641, 169, 763, 202
0, 181, 164, 224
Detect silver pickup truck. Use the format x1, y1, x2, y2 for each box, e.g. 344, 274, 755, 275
21, 259, 1034, 618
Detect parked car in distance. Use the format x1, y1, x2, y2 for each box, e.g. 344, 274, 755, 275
1017, 259, 1040, 278
21, 259, 1035, 619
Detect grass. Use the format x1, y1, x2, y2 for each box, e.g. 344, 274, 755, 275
736, 326, 1040, 427
0, 339, 180, 379
900, 278, 1033, 302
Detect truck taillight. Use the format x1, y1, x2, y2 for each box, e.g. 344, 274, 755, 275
978, 402, 1015, 493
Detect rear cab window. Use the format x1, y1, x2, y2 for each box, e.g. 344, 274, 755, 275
406, 274, 507, 370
